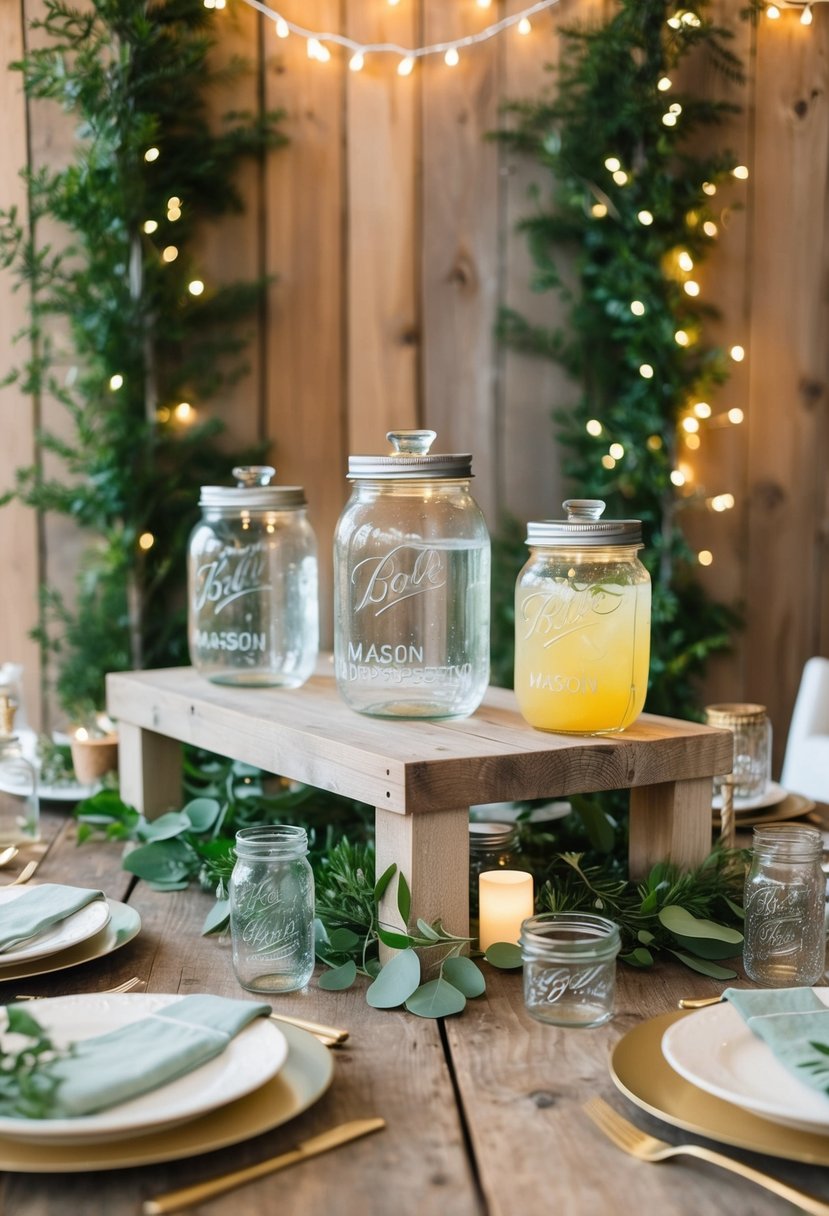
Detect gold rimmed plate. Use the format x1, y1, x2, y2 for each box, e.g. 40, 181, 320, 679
711, 792, 815, 831
611, 1009, 829, 1165
0, 1022, 333, 1171
0, 900, 140, 984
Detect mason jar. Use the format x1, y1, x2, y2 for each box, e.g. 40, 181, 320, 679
0, 691, 38, 846
520, 912, 621, 1028
469, 821, 518, 920
188, 466, 318, 687
333, 430, 491, 719
229, 825, 315, 994
743, 825, 826, 987
704, 703, 772, 802
514, 500, 651, 734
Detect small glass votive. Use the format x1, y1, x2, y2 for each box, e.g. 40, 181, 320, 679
520, 913, 621, 1028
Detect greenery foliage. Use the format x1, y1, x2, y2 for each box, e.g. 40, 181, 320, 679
494, 0, 748, 716
0, 1006, 67, 1118
0, 0, 284, 717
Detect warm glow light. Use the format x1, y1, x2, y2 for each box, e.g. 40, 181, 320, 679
478, 871, 534, 952
398, 55, 415, 76
307, 38, 331, 62
109, 374, 124, 391
667, 14, 682, 28
703, 220, 718, 237
275, 16, 289, 37
162, 245, 178, 263
75, 727, 89, 742
694, 401, 712, 419
188, 280, 205, 296
142, 220, 158, 234
686, 433, 701, 450
167, 205, 182, 221
728, 407, 744, 424
669, 102, 683, 115
801, 3, 813, 25
602, 455, 616, 470
702, 181, 717, 196
662, 112, 678, 127
630, 300, 646, 316
604, 157, 621, 172
477, 0, 492, 6
156, 406, 171, 423
517, 17, 532, 34
444, 47, 460, 66
639, 363, 654, 379
657, 76, 672, 91
730, 344, 745, 362
732, 165, 749, 180
675, 329, 690, 346
349, 52, 364, 71
686, 210, 699, 226
682, 416, 700, 433
647, 434, 663, 451
591, 203, 608, 218
138, 532, 155, 551
684, 280, 700, 297
698, 550, 714, 566
766, 3, 780, 16
612, 169, 629, 186
678, 250, 694, 272
637, 209, 654, 225
174, 401, 193, 422
609, 442, 625, 460
710, 493, 735, 512
682, 11, 701, 26
670, 469, 686, 487
586, 419, 603, 437
144, 147, 160, 162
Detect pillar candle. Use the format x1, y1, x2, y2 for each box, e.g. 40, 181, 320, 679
478, 870, 534, 952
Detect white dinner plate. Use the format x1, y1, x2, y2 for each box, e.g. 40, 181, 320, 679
37, 780, 99, 804
0, 888, 111, 965
712, 780, 787, 813
0, 899, 140, 983
662, 987, 829, 1134
0, 992, 288, 1145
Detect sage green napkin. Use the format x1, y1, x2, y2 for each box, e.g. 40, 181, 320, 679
41, 994, 272, 1117
0, 884, 105, 953
725, 986, 829, 1098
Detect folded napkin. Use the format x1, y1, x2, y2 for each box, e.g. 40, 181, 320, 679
38, 994, 272, 1118
725, 987, 829, 1099
0, 884, 105, 953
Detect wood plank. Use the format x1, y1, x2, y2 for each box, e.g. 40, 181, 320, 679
628, 776, 713, 877
420, 0, 501, 523
0, 2, 42, 732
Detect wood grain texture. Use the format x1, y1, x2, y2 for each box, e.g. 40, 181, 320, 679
628, 776, 714, 877
117, 720, 183, 819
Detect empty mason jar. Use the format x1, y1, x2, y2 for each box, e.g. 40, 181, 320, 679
229, 825, 315, 994
520, 912, 621, 1028
469, 821, 518, 920
333, 430, 491, 719
743, 825, 826, 987
0, 691, 38, 845
704, 704, 772, 801
188, 466, 318, 687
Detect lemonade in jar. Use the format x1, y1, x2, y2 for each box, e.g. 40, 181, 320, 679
514, 500, 651, 734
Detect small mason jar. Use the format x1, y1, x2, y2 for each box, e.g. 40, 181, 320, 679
229, 825, 315, 994
188, 466, 318, 687
520, 912, 621, 1028
0, 692, 38, 846
704, 704, 772, 802
743, 825, 826, 987
469, 821, 518, 920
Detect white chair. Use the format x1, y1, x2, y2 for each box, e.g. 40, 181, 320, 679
781, 657, 829, 805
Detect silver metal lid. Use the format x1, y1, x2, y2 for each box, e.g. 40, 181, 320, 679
469, 821, 517, 849
347, 430, 474, 480
526, 499, 642, 547
199, 466, 306, 509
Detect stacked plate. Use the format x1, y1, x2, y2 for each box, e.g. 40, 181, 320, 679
712, 781, 815, 829
611, 992, 829, 1164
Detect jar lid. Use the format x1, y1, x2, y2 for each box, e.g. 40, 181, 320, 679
199, 466, 306, 509
469, 821, 516, 849
705, 703, 768, 726
347, 430, 473, 480
526, 500, 642, 547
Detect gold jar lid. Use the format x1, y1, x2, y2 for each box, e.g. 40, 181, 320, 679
704, 702, 768, 726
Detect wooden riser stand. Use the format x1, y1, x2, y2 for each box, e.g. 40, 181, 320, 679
107, 663, 733, 947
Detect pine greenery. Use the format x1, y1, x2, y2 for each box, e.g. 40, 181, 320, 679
496, 0, 749, 717
0, 0, 285, 718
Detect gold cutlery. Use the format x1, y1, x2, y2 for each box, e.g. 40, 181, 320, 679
584, 1098, 829, 1215
0, 846, 18, 867
6, 859, 38, 886
141, 1116, 386, 1214
677, 994, 724, 1009
268, 1010, 349, 1045
14, 976, 144, 1000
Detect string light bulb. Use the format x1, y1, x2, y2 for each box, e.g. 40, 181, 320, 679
275, 16, 289, 37
109, 374, 124, 391
698, 550, 713, 566
637, 209, 654, 225
162, 246, 178, 263
677, 250, 694, 272
766, 3, 781, 15
703, 220, 718, 237
604, 157, 621, 171
518, 17, 532, 34
591, 203, 608, 218
675, 329, 690, 346
646, 434, 663, 451
702, 181, 717, 196
732, 165, 749, 180
188, 280, 205, 296
586, 419, 603, 437
609, 442, 625, 459
670, 469, 686, 487
801, 3, 813, 24
138, 533, 155, 551
349, 52, 364, 71
142, 220, 158, 234
639, 363, 654, 379
398, 55, 415, 76
685, 433, 701, 450
477, 0, 493, 6
174, 401, 194, 422
444, 47, 460, 66
601, 454, 616, 470
684, 280, 700, 297
662, 112, 677, 127
694, 401, 712, 418
630, 300, 646, 316
612, 169, 629, 186
728, 407, 744, 424
682, 416, 700, 433
657, 76, 672, 91
730, 344, 745, 362
307, 38, 331, 62
144, 147, 160, 163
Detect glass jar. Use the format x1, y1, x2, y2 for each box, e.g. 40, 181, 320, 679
333, 430, 491, 719
229, 825, 315, 994
743, 825, 826, 987
0, 693, 38, 845
514, 500, 651, 734
469, 821, 518, 920
188, 466, 318, 687
704, 704, 772, 802
520, 912, 621, 1028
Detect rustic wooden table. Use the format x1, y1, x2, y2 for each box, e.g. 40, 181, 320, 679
1, 814, 827, 1216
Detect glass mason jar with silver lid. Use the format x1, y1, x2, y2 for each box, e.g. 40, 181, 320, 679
188, 466, 318, 687
514, 499, 651, 734
333, 430, 491, 719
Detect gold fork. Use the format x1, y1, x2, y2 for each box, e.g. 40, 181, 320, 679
584, 1098, 829, 1216
6, 860, 38, 886
15, 977, 144, 1000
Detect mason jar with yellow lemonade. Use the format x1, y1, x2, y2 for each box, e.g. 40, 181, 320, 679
514, 500, 651, 734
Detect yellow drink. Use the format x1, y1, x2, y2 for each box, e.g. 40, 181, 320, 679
514, 579, 651, 734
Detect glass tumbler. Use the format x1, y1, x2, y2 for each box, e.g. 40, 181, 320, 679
229, 825, 315, 994
520, 912, 621, 1027
743, 825, 826, 986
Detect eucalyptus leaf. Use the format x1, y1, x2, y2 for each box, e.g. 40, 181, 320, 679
314, 918, 331, 948
183, 797, 223, 833
405, 978, 466, 1019
484, 942, 523, 969
318, 960, 358, 991
416, 918, 442, 942
366, 948, 421, 1009
637, 929, 655, 945
201, 898, 229, 936
668, 949, 738, 980
374, 863, 397, 904
670, 932, 741, 961
621, 946, 654, 967
327, 927, 361, 952
442, 956, 486, 998
397, 872, 412, 925
723, 895, 745, 920
135, 811, 191, 843
376, 924, 414, 951
121, 839, 193, 883
658, 905, 743, 944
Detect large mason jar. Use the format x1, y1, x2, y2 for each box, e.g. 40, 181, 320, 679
333, 430, 491, 719
743, 825, 826, 987
188, 466, 318, 687
514, 499, 651, 734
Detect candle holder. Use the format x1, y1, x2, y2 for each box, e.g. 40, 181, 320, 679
70, 731, 119, 786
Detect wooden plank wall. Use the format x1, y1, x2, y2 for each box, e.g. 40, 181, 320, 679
0, 0, 827, 775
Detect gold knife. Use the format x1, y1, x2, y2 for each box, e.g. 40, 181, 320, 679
141, 1117, 386, 1215
269, 1011, 349, 1043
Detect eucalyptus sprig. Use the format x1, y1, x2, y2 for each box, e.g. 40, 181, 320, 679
0, 1007, 67, 1119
